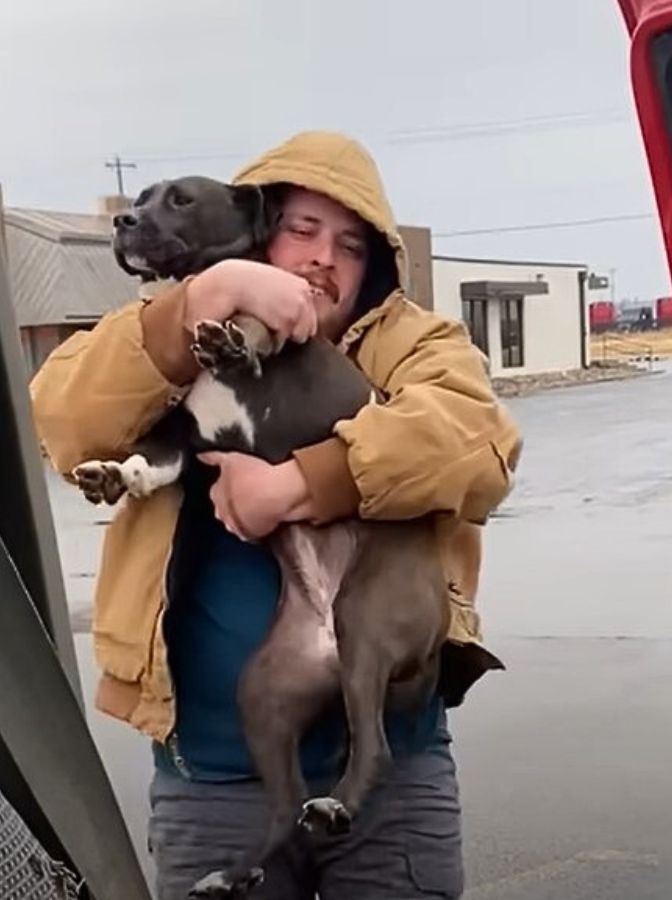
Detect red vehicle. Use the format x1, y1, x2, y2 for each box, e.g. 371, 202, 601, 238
655, 295, 672, 325
618, 1, 672, 283
589, 300, 617, 333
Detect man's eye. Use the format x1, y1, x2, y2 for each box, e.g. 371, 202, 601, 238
343, 241, 365, 258
289, 224, 312, 237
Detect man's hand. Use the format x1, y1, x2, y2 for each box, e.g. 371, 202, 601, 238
185, 259, 318, 344
197, 451, 314, 541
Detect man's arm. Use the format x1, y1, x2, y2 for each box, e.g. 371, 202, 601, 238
293, 299, 522, 525
30, 285, 193, 475
31, 263, 318, 478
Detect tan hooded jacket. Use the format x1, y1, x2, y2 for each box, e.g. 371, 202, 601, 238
31, 131, 522, 742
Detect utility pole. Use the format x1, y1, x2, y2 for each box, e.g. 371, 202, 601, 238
609, 267, 617, 304
105, 154, 136, 195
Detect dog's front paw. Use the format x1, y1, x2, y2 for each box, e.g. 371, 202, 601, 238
188, 867, 264, 898
192, 319, 261, 376
298, 797, 351, 836
72, 460, 127, 506
72, 455, 158, 504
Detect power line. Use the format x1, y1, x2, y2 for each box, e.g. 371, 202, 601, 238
387, 107, 629, 145
433, 212, 655, 239
129, 150, 247, 165
391, 107, 626, 137
114, 107, 632, 166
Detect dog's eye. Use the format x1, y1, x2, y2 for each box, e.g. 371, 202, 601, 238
135, 188, 152, 207
170, 192, 194, 208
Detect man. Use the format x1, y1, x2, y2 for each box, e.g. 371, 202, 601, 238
31, 130, 522, 899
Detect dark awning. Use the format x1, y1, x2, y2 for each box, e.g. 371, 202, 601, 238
460, 279, 549, 301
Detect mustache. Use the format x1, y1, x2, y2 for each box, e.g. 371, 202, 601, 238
299, 268, 340, 304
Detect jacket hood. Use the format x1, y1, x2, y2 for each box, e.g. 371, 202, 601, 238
232, 130, 408, 297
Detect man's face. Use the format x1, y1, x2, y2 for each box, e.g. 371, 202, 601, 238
267, 188, 369, 341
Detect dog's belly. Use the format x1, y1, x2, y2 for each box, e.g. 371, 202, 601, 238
241, 602, 340, 728
284, 608, 338, 665
269, 521, 354, 667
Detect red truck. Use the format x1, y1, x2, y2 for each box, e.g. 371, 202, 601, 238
618, 1, 672, 283
655, 295, 672, 325
589, 300, 617, 333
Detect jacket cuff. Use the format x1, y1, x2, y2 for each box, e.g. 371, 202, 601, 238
140, 280, 201, 386
293, 437, 361, 524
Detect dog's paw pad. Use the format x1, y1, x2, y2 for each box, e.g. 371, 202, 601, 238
299, 797, 351, 836
222, 319, 247, 350
223, 320, 261, 375
72, 461, 126, 506
192, 320, 226, 369
189, 867, 264, 898
192, 319, 261, 375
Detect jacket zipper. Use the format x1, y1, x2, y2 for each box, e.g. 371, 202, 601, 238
160, 534, 192, 780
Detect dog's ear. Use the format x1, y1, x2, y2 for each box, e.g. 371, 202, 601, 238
232, 184, 269, 246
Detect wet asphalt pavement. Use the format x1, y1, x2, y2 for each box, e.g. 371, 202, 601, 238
48, 364, 672, 898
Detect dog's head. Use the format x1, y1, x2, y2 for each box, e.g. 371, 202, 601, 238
113, 176, 269, 282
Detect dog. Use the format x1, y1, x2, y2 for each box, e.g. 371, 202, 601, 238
74, 177, 451, 898
113, 175, 268, 284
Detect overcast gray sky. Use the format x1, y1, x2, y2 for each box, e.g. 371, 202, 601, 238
0, 0, 668, 301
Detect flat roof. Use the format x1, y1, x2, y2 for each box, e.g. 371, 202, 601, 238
433, 253, 588, 270
460, 279, 550, 300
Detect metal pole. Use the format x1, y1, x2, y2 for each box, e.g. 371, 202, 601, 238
0, 190, 82, 701
0, 186, 151, 900
0, 539, 151, 900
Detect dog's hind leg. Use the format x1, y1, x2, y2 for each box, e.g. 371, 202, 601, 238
195, 525, 355, 893
189, 710, 307, 898
299, 643, 393, 837
189, 741, 305, 900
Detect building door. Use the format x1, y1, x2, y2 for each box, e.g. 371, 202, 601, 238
500, 295, 524, 368
461, 297, 489, 356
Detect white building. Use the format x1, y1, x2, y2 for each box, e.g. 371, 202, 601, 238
432, 255, 590, 377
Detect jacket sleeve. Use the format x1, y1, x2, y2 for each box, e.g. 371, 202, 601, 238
30, 288, 192, 476
294, 300, 522, 525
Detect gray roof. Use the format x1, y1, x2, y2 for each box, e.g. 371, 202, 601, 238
3, 208, 140, 326
5, 208, 115, 242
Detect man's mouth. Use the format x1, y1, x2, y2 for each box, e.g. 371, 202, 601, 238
303, 271, 340, 305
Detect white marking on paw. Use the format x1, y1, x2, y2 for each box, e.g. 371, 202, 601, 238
185, 372, 255, 447
119, 453, 183, 497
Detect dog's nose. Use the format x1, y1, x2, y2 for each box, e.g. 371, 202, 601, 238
113, 213, 138, 230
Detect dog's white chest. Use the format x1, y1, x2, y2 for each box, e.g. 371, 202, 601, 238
185, 372, 255, 447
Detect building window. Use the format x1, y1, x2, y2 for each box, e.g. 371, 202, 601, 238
500, 296, 524, 368
461, 298, 489, 356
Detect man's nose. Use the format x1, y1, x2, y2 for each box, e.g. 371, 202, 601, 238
310, 233, 336, 268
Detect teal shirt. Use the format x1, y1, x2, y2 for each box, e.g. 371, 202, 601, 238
156, 502, 445, 783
